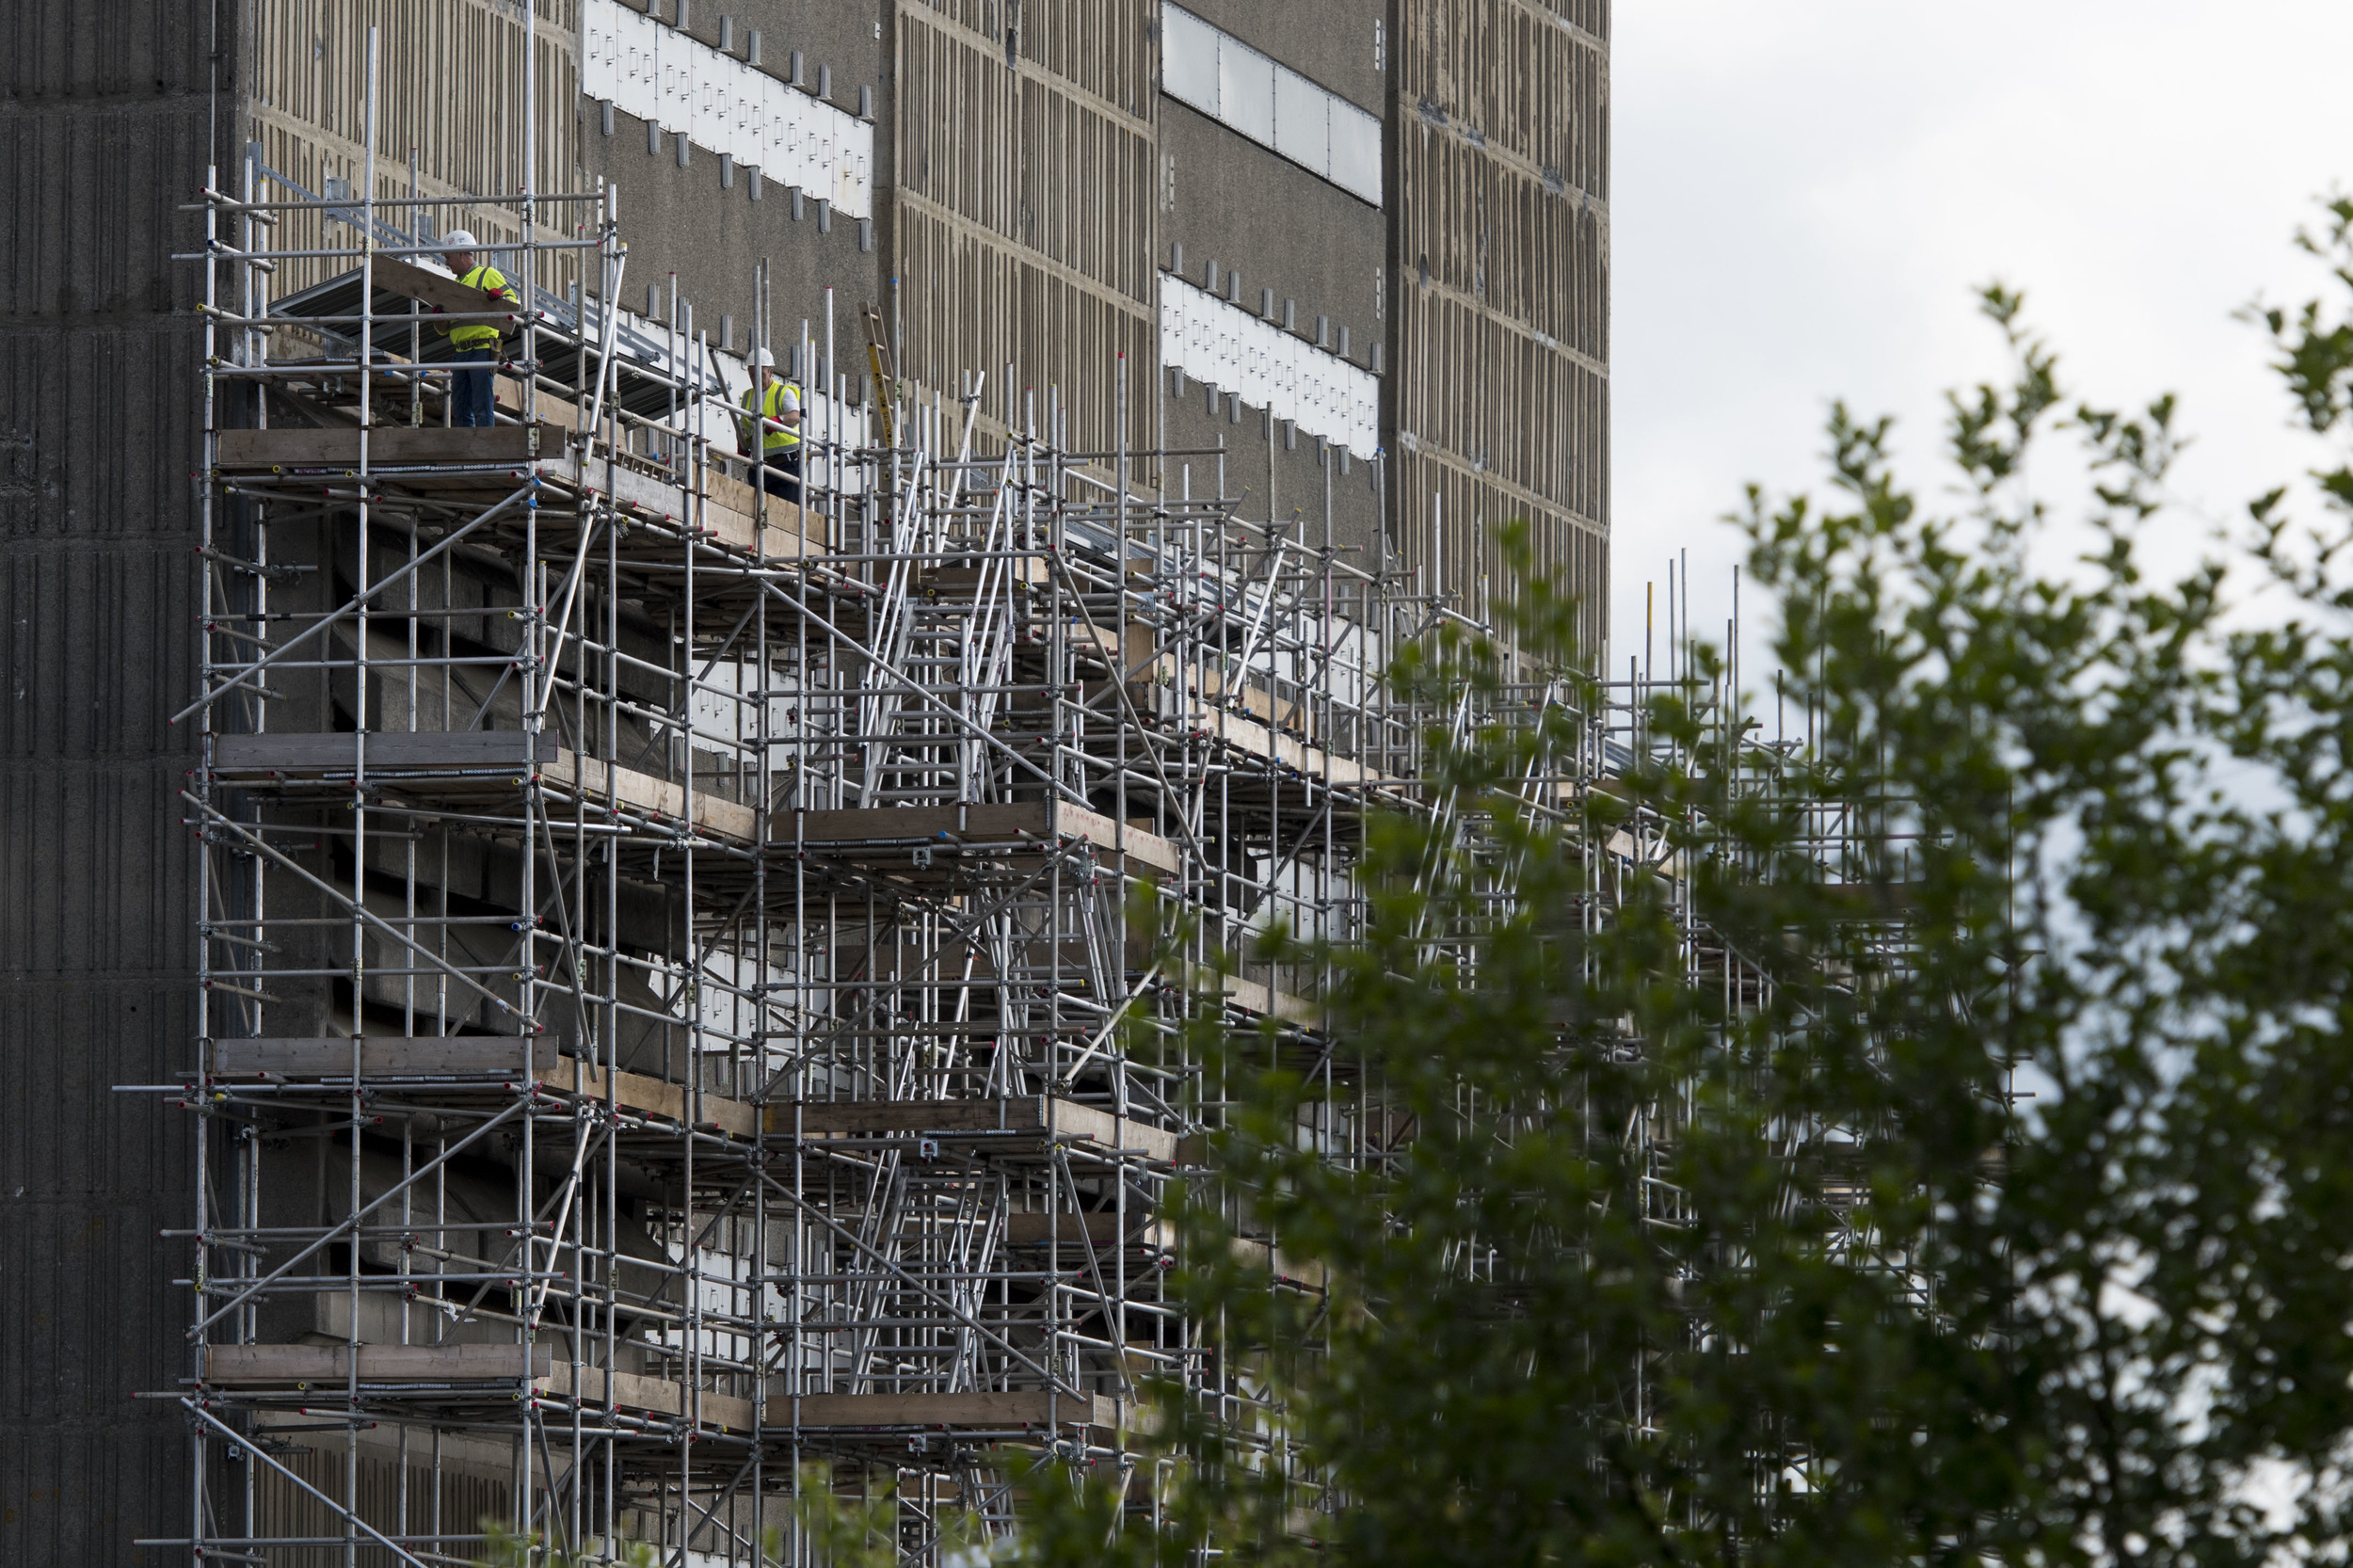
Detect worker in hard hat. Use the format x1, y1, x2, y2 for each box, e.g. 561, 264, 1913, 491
430, 230, 520, 427
738, 348, 804, 503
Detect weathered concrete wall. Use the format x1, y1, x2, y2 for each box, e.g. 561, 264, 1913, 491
578, 0, 886, 368
0, 4, 228, 1560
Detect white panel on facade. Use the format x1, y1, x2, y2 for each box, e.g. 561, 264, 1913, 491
579, 0, 887, 217
1159, 276, 1380, 459
727, 58, 755, 168
804, 99, 827, 195
1217, 38, 1275, 146
661, 26, 693, 134
611, 20, 633, 108
610, 6, 644, 122
757, 75, 783, 172
747, 69, 769, 170
1272, 66, 1328, 179
1156, 7, 1381, 208
1328, 100, 1382, 204
780, 83, 803, 182
1160, 5, 1221, 115
1292, 340, 1320, 437
646, 22, 666, 128
639, 16, 661, 122
584, 1, 616, 99
748, 73, 769, 171
1160, 289, 1182, 369
779, 89, 804, 186
791, 83, 809, 182
845, 130, 874, 218
630, 8, 662, 124
693, 55, 720, 153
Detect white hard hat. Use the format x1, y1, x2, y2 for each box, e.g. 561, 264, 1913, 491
752, 348, 777, 369
442, 229, 477, 249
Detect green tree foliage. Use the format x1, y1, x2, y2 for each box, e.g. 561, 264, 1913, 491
1016, 204, 2353, 1568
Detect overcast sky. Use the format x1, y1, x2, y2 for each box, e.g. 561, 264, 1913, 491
1610, 1, 2353, 677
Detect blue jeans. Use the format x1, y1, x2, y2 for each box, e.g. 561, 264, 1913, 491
451, 346, 496, 427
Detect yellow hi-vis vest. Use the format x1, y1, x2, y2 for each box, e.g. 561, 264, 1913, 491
448, 264, 519, 349
740, 377, 803, 452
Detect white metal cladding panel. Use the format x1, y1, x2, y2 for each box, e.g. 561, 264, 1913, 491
583, 4, 619, 104
767, 75, 793, 181
1328, 99, 1381, 204
708, 56, 734, 161
581, 0, 872, 218
724, 57, 757, 168
1160, 5, 1219, 113
588, 3, 660, 124
778, 89, 806, 189
660, 27, 692, 133
1217, 35, 1274, 144
801, 96, 829, 195
691, 51, 718, 150
1161, 276, 1378, 456
1160, 4, 1380, 208
1272, 65, 1326, 179
627, 8, 661, 123
742, 70, 766, 175
1160, 285, 1183, 368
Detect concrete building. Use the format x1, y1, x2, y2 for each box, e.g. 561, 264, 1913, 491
0, 1, 1606, 1559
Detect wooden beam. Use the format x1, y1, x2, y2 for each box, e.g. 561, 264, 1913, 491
540, 448, 815, 562
205, 1342, 552, 1384
373, 255, 522, 319
541, 750, 760, 843
537, 1055, 760, 1139
211, 1036, 533, 1078
538, 1362, 758, 1432
769, 1389, 1120, 1432
213, 730, 554, 774
782, 799, 1178, 877
764, 1096, 1180, 1163
215, 423, 555, 470
1176, 701, 1396, 789
208, 736, 761, 855
212, 424, 820, 564
206, 1038, 757, 1139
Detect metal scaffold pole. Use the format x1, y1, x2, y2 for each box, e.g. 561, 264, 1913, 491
156, 50, 1827, 1561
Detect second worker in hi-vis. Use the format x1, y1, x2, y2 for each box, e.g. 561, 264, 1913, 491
739, 347, 805, 503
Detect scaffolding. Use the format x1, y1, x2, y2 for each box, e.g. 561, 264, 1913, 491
152, 34, 1853, 1568
162, 104, 1461, 1554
